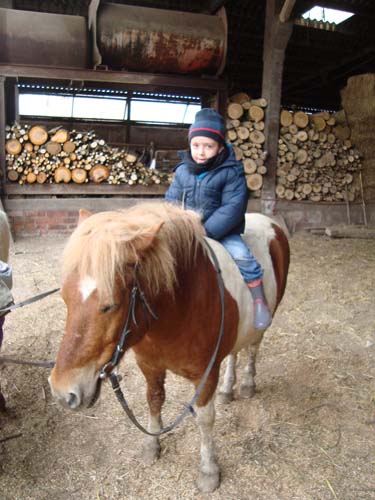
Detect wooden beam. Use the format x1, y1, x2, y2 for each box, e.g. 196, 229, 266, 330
261, 0, 293, 213
208, 0, 228, 14
0, 65, 227, 92
279, 0, 296, 23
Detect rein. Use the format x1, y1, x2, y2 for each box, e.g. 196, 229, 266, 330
0, 287, 60, 316
100, 240, 225, 436
0, 287, 60, 368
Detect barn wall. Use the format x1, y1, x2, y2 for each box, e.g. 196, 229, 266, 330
3, 197, 373, 238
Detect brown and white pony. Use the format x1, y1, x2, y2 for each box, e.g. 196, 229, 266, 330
49, 202, 289, 492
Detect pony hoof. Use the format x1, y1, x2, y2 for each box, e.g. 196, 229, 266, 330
141, 442, 161, 466
240, 384, 256, 398
197, 471, 220, 493
216, 391, 233, 405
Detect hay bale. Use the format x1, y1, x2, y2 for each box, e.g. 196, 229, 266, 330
341, 73, 375, 201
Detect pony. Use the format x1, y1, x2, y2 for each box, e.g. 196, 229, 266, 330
0, 209, 11, 410
49, 202, 290, 492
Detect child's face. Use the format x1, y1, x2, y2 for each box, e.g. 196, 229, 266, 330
190, 136, 223, 164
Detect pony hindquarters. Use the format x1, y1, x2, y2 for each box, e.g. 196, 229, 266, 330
215, 215, 290, 403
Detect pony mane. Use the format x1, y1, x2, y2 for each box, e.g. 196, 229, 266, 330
62, 202, 205, 300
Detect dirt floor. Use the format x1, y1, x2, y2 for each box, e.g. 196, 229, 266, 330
0, 229, 375, 500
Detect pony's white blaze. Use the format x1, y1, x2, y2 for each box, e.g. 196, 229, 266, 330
80, 276, 97, 302
205, 213, 278, 353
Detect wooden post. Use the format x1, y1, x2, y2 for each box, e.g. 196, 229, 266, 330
5, 77, 19, 124
279, 0, 296, 23
261, 0, 293, 214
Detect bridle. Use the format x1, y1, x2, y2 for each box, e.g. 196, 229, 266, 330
99, 240, 225, 436
99, 262, 157, 380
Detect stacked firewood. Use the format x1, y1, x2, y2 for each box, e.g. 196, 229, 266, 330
276, 109, 362, 201
226, 92, 362, 201
5, 123, 170, 186
226, 92, 268, 197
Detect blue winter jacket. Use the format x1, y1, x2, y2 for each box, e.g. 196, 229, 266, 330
165, 144, 248, 240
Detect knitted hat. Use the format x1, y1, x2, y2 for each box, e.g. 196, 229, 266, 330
188, 108, 226, 144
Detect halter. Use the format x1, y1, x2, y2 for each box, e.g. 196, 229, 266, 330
99, 240, 225, 436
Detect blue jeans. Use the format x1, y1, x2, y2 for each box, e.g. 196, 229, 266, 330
219, 234, 263, 283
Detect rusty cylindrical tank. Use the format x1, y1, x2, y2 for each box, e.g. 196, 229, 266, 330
96, 3, 227, 75
0, 8, 89, 69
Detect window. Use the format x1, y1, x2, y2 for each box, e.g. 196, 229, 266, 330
302, 6, 354, 25
19, 94, 73, 118
130, 99, 200, 124
72, 95, 127, 120
18, 84, 201, 125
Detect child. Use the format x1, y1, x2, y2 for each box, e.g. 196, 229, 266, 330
165, 108, 272, 330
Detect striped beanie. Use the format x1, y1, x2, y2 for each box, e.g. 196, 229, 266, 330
188, 108, 226, 145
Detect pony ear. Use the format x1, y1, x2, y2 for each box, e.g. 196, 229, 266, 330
135, 221, 164, 253
78, 208, 92, 225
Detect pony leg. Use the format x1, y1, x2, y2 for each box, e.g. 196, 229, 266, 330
195, 397, 220, 493
217, 353, 237, 404
240, 343, 260, 398
140, 369, 166, 465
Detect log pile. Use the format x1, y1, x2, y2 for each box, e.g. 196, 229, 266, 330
226, 92, 268, 197
276, 109, 362, 201
5, 123, 170, 186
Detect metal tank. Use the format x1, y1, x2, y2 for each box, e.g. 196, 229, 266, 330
0, 8, 89, 69
95, 3, 227, 75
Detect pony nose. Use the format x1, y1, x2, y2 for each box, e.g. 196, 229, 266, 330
68, 391, 80, 409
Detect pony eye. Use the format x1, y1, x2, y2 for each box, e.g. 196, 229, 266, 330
101, 304, 116, 314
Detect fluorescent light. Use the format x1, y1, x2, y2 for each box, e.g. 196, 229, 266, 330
302, 6, 354, 25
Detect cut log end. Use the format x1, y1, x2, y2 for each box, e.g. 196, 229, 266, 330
54, 166, 72, 184
246, 173, 263, 191
29, 125, 48, 146
89, 165, 110, 184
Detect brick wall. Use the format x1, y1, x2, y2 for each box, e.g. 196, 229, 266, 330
3, 197, 160, 238
8, 209, 79, 237
3, 197, 374, 238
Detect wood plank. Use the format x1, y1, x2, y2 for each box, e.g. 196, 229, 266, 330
0, 65, 227, 91
325, 225, 375, 239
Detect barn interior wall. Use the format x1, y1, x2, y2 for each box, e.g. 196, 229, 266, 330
4, 197, 373, 238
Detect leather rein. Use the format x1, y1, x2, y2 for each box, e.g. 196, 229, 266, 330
99, 240, 225, 436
